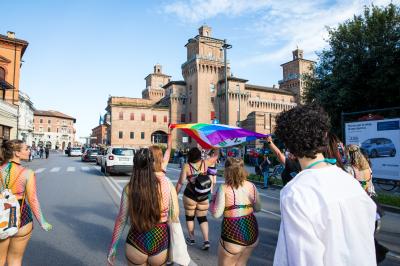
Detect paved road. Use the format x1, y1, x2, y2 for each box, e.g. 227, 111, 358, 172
20, 153, 400, 265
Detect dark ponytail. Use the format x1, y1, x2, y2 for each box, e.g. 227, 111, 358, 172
0, 139, 24, 164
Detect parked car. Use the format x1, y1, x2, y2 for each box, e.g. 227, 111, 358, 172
101, 147, 135, 176
81, 149, 99, 162
361, 138, 396, 158
69, 147, 83, 157
96, 149, 107, 165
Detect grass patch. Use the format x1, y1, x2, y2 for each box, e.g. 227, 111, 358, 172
247, 174, 283, 186
376, 193, 400, 208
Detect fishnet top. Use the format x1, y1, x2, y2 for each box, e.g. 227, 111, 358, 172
0, 162, 49, 227
210, 181, 261, 218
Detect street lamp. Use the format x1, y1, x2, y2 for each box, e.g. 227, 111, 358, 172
222, 39, 232, 125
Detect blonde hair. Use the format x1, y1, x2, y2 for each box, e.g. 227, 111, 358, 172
149, 145, 163, 172
224, 157, 248, 189
347, 144, 370, 171
0, 140, 24, 164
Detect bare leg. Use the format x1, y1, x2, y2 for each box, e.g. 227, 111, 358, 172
7, 223, 33, 266
195, 200, 210, 242
236, 239, 258, 266
218, 240, 244, 266
125, 243, 147, 266
183, 196, 196, 240
0, 238, 11, 266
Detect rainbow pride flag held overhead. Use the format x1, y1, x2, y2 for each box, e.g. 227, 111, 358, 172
170, 123, 268, 149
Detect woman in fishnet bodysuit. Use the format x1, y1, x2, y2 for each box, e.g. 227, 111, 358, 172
0, 140, 52, 266
210, 157, 261, 266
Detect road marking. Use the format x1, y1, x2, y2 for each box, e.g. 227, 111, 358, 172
104, 176, 121, 197
261, 209, 281, 218
167, 168, 181, 172
67, 167, 75, 172
388, 251, 400, 260
81, 166, 90, 171
92, 165, 101, 170
259, 192, 279, 200
115, 180, 129, 183
50, 167, 60, 172
35, 168, 45, 173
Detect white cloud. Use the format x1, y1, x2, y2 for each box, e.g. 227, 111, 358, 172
163, 0, 397, 66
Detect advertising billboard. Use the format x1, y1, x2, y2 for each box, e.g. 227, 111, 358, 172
345, 118, 400, 181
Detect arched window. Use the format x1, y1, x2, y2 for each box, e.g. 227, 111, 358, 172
0, 67, 5, 80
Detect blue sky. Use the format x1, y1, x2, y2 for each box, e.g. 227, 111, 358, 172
1, 0, 395, 140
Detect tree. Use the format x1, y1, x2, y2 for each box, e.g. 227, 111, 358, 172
303, 4, 400, 136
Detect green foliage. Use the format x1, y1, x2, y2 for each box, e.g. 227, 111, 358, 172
376, 193, 400, 208
303, 4, 400, 136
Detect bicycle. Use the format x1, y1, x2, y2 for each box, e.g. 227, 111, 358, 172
374, 178, 400, 192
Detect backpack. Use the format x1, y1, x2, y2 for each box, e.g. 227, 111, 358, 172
0, 165, 25, 239
189, 161, 211, 201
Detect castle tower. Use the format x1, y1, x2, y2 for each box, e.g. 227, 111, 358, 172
279, 48, 315, 103
142, 64, 171, 102
182, 25, 229, 124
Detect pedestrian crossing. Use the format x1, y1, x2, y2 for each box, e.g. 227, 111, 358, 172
34, 165, 100, 174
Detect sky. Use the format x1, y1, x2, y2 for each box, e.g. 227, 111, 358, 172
1, 0, 397, 140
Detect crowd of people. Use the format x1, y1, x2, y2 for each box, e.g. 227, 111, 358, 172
0, 103, 387, 265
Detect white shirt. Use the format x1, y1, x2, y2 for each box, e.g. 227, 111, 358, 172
273, 165, 377, 266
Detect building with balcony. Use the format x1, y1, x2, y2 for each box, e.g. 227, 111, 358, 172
33, 110, 76, 150
18, 91, 35, 145
0, 31, 28, 143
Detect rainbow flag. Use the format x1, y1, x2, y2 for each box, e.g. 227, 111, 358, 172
170, 123, 268, 149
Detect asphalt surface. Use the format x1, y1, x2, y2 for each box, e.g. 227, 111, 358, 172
18, 152, 400, 266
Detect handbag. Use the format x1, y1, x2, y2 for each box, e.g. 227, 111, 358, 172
168, 181, 191, 266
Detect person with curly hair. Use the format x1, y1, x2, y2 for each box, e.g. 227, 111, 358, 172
273, 104, 377, 266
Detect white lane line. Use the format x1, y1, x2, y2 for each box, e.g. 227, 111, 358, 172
92, 165, 101, 170
35, 168, 45, 173
261, 209, 281, 218
115, 180, 129, 183
259, 192, 279, 200
109, 177, 122, 191
104, 176, 121, 197
81, 166, 90, 171
166, 168, 181, 172
50, 167, 60, 172
67, 167, 75, 172
388, 251, 400, 261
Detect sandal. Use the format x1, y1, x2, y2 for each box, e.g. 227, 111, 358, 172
202, 241, 210, 250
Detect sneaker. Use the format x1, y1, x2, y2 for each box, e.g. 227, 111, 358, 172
185, 236, 195, 245
202, 241, 210, 250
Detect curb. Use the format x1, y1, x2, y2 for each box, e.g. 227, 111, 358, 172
381, 204, 400, 214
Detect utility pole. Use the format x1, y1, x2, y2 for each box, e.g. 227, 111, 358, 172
237, 84, 241, 127
222, 39, 232, 125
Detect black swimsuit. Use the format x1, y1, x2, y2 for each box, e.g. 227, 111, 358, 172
183, 161, 209, 202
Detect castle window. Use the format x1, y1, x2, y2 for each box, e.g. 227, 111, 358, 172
130, 132, 134, 139
48, 120, 51, 124
141, 132, 145, 139
119, 112, 123, 120
40, 119, 43, 123
164, 115, 168, 123
141, 113, 145, 121
210, 84, 215, 93
119, 131, 123, 139
130, 113, 134, 120
153, 115, 157, 122
48, 127, 51, 132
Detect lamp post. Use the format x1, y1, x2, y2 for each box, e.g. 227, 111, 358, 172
222, 39, 232, 125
